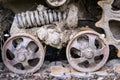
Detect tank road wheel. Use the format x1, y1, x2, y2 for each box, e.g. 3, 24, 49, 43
66, 31, 109, 72
2, 33, 45, 74
46, 0, 67, 7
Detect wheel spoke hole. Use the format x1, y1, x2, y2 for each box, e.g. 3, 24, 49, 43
94, 55, 103, 63
70, 48, 81, 58
95, 39, 100, 49
95, 39, 103, 49
77, 35, 89, 49
13, 63, 25, 70
6, 49, 15, 60
28, 58, 40, 67
12, 38, 23, 48
78, 61, 89, 68
27, 41, 39, 53
77, 35, 88, 41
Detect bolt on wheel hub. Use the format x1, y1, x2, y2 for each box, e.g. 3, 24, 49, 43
18, 54, 26, 62
83, 48, 94, 59
15, 48, 28, 62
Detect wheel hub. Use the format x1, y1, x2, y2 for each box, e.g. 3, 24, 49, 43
83, 48, 94, 59
15, 48, 28, 62
18, 54, 26, 62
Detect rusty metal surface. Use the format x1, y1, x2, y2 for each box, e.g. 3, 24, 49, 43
14, 9, 67, 29
2, 33, 45, 74
96, 0, 120, 54
66, 30, 109, 72
10, 3, 78, 49
1, 0, 120, 74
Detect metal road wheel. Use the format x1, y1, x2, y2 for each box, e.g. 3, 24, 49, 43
46, 0, 67, 7
66, 31, 109, 72
2, 33, 45, 74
